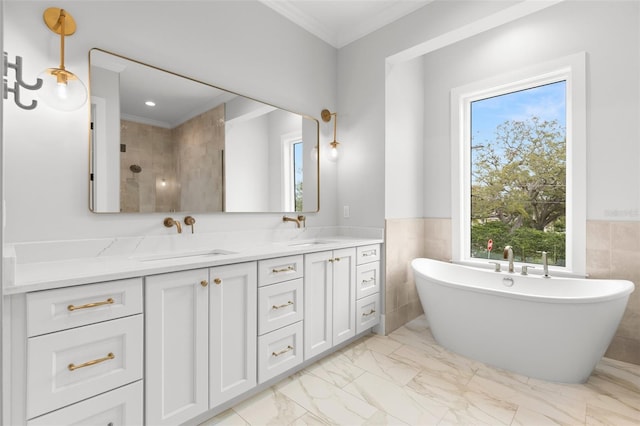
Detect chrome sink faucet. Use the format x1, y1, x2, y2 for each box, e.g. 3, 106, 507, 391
503, 246, 514, 273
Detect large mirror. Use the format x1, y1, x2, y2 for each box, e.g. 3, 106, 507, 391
88, 48, 319, 213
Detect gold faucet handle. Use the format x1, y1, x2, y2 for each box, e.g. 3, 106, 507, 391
184, 216, 196, 234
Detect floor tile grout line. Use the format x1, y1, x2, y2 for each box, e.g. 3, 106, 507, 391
203, 318, 640, 426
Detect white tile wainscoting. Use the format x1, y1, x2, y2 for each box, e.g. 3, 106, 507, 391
202, 316, 640, 426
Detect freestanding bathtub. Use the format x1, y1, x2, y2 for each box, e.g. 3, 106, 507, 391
411, 258, 635, 383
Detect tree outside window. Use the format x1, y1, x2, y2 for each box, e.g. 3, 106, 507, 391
470, 81, 566, 266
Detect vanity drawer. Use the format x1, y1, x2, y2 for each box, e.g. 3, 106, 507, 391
26, 278, 143, 337
27, 380, 143, 425
356, 244, 380, 265
258, 278, 303, 335
258, 321, 304, 384
356, 293, 380, 334
27, 315, 143, 419
258, 255, 304, 286
356, 262, 380, 299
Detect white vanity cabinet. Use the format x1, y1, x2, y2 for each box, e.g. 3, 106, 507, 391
27, 381, 143, 426
22, 278, 144, 425
7, 238, 383, 426
209, 262, 258, 407
257, 255, 305, 383
355, 244, 381, 333
304, 247, 357, 360
145, 262, 257, 425
145, 269, 210, 426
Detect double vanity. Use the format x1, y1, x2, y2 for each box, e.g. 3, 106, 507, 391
3, 232, 382, 425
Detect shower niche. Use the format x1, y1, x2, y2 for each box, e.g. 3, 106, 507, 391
88, 48, 319, 214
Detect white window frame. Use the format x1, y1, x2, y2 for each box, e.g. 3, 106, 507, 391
281, 132, 302, 212
451, 52, 586, 276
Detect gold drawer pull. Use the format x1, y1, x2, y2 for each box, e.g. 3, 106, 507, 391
68, 352, 115, 371
68, 298, 114, 312
272, 301, 294, 310
361, 277, 376, 284
362, 309, 376, 317
272, 345, 294, 357
272, 266, 295, 273
362, 251, 376, 257
328, 257, 341, 263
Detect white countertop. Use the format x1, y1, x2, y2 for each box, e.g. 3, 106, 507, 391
4, 229, 383, 294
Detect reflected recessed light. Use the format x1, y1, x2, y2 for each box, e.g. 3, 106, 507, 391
145, 100, 156, 107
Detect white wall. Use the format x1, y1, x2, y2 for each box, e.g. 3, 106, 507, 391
422, 1, 640, 221
266, 109, 300, 212
385, 57, 424, 219
3, 0, 337, 243
338, 0, 520, 227
225, 115, 269, 211
339, 0, 640, 226
89, 67, 120, 212
0, 0, 4, 420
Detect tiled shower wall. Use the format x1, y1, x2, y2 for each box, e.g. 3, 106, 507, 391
384, 218, 640, 365
120, 120, 175, 212
119, 104, 225, 212
174, 104, 225, 212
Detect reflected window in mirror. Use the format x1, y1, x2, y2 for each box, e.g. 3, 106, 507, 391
282, 133, 304, 212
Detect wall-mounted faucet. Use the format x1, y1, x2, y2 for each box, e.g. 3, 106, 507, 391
503, 245, 514, 273
282, 215, 306, 228
163, 217, 182, 233
184, 216, 196, 234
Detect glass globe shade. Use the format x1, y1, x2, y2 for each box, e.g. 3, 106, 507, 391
328, 142, 339, 162
38, 68, 87, 111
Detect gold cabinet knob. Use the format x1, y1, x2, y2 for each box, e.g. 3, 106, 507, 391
214, 278, 222, 285
200, 280, 208, 287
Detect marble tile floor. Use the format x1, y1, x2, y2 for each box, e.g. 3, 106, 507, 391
201, 316, 640, 425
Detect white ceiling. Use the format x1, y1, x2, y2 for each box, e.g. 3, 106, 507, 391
259, 0, 433, 48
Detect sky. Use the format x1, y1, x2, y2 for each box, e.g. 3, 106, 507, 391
470, 80, 566, 149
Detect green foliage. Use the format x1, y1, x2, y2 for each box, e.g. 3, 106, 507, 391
294, 168, 303, 212
471, 116, 566, 265
471, 222, 565, 266
472, 116, 566, 232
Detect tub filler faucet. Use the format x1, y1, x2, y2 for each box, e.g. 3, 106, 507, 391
540, 251, 550, 278
503, 246, 514, 273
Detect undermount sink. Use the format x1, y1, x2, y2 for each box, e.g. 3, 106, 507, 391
286, 240, 336, 247
132, 249, 236, 262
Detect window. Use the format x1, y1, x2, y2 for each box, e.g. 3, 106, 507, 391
282, 134, 303, 211
471, 81, 566, 265
451, 53, 586, 276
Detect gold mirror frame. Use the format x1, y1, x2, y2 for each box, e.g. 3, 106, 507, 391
88, 48, 320, 214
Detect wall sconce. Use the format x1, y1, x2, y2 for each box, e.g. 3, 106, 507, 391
38, 7, 87, 111
321, 109, 340, 162
3, 52, 43, 110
